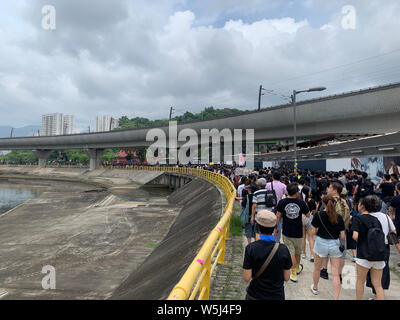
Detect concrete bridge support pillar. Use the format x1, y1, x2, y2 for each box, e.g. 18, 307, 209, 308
33, 150, 52, 169
85, 149, 105, 171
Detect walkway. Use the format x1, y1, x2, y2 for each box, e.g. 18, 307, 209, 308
210, 206, 400, 300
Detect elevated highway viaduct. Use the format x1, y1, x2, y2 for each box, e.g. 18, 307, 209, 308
0, 82, 399, 169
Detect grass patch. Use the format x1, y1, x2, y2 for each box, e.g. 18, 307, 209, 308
230, 214, 243, 237
146, 242, 158, 249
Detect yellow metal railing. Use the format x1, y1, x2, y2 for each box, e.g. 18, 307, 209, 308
101, 165, 236, 300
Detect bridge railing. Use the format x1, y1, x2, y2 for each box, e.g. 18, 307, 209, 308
101, 165, 236, 300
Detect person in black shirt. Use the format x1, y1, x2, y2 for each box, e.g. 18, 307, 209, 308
276, 183, 310, 283
352, 196, 386, 300
316, 174, 329, 201
377, 174, 395, 204
389, 183, 400, 267
345, 175, 357, 202
310, 195, 345, 300
243, 210, 292, 300
240, 184, 258, 244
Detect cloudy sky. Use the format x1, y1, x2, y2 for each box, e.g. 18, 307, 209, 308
1, 0, 400, 132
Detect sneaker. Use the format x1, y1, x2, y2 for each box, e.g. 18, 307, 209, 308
301, 253, 307, 259
296, 264, 304, 275
320, 269, 329, 280
310, 284, 319, 295
290, 269, 298, 282
310, 255, 314, 263
351, 256, 356, 263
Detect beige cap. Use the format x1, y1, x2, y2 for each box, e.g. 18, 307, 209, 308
256, 210, 277, 228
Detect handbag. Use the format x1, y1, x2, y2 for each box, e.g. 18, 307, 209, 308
318, 213, 345, 252
385, 214, 399, 245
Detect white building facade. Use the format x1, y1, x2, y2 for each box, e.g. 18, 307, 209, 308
95, 115, 118, 132
41, 113, 75, 136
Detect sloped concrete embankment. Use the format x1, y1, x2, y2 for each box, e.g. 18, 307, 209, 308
0, 166, 164, 188
111, 177, 224, 300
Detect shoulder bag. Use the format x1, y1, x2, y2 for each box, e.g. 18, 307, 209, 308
253, 242, 280, 280
385, 214, 399, 245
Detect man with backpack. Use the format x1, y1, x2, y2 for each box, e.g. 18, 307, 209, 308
354, 172, 375, 205
265, 171, 287, 242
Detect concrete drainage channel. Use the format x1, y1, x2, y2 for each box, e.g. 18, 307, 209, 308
0, 167, 226, 300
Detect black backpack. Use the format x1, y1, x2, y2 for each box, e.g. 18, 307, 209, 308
360, 179, 374, 198
361, 216, 387, 261
265, 181, 278, 208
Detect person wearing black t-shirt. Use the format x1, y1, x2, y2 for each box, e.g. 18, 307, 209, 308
377, 174, 395, 203
389, 182, 400, 267
310, 195, 345, 300
316, 174, 329, 201
243, 210, 292, 300
239, 184, 258, 244
351, 196, 386, 300
276, 183, 310, 283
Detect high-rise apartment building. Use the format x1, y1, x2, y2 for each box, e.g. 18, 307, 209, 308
95, 115, 118, 132
62, 115, 75, 135
41, 113, 74, 136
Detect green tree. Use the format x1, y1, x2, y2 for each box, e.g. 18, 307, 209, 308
0, 150, 37, 164
64, 150, 89, 163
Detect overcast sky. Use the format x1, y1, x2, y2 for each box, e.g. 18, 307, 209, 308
1, 0, 400, 132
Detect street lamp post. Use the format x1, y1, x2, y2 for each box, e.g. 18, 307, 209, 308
291, 87, 326, 174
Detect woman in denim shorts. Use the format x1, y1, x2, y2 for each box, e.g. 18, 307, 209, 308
310, 195, 346, 300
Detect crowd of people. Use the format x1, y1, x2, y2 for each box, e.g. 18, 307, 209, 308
235, 167, 400, 300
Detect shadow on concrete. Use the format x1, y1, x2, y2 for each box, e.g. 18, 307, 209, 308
111, 177, 223, 300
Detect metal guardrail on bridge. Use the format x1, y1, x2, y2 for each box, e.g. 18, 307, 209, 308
102, 165, 236, 300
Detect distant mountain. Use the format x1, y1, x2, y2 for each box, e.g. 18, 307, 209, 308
0, 126, 41, 138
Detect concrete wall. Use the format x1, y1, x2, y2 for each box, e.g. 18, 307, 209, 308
147, 172, 193, 190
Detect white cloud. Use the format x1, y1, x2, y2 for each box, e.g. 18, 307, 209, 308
0, 0, 400, 132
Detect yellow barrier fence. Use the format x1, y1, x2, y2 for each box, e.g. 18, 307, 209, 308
102, 165, 236, 300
